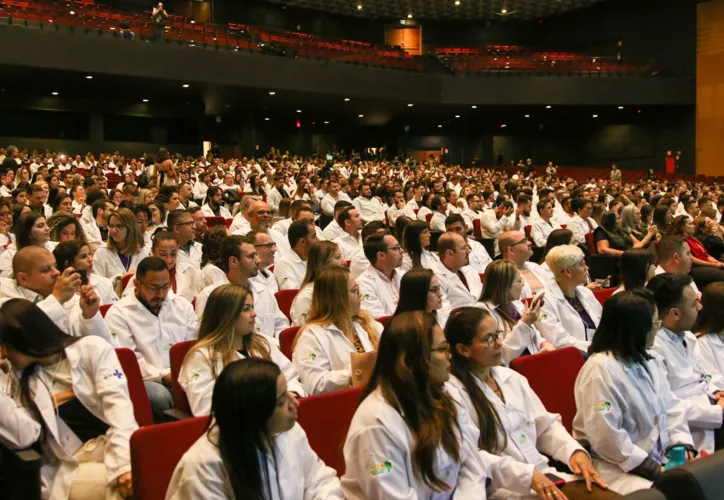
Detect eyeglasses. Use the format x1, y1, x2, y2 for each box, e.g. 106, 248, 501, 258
254, 242, 277, 250
431, 341, 449, 354
510, 238, 529, 248
428, 286, 442, 296
388, 245, 402, 252
480, 331, 504, 347
139, 282, 170, 293
0, 211, 11, 218
512, 277, 525, 286
109, 224, 126, 231
136, 219, 148, 226
175, 221, 195, 227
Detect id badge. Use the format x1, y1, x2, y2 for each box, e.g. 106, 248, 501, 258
57, 416, 83, 456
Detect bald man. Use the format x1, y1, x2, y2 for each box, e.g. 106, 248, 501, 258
0, 247, 112, 341
499, 230, 552, 300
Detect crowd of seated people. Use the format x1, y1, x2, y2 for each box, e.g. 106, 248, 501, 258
0, 142, 723, 498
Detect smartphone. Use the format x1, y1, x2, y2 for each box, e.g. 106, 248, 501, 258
544, 473, 566, 487
532, 290, 545, 308
76, 269, 89, 286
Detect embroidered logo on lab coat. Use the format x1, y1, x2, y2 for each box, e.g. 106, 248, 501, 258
187, 373, 200, 384
103, 369, 124, 381
593, 401, 612, 413
280, 277, 288, 285
305, 352, 317, 360
370, 460, 392, 476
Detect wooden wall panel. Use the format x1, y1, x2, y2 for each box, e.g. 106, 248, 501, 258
385, 26, 422, 56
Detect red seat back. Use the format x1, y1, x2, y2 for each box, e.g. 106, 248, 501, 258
524, 224, 533, 242
473, 218, 484, 240
99, 304, 113, 317
376, 315, 392, 327
205, 216, 225, 227
279, 326, 300, 360
121, 273, 133, 291
274, 289, 299, 322
297, 387, 362, 475
130, 417, 208, 500
170, 341, 196, 414
585, 232, 596, 255
593, 287, 616, 305
425, 213, 433, 226
510, 347, 585, 433
115, 348, 154, 427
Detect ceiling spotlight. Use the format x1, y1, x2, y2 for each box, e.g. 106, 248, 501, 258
189, 44, 195, 47
524, 114, 530, 118
264, 117, 270, 121
52, 92, 58, 96
618, 106, 624, 110
592, 114, 598, 118
455, 115, 461, 118
69, 10, 75, 14
501, 8, 507, 14
296, 109, 302, 113
438, 124, 443, 128
86, 75, 93, 79
344, 97, 350, 101
182, 84, 190, 88
408, 13, 413, 18
142, 99, 149, 103
501, 124, 507, 128
269, 91, 276, 95
357, 4, 362, 10
190, 20, 195, 24
455, 0, 460, 5
324, 121, 330, 124
545, 105, 552, 109
471, 105, 477, 109
408, 103, 414, 107
358, 114, 364, 118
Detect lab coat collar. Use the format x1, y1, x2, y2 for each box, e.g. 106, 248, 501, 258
660, 327, 687, 345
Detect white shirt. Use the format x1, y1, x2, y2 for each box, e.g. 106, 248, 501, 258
293, 321, 382, 395
480, 210, 510, 255
430, 211, 447, 232
322, 218, 344, 241
200, 263, 226, 289
92, 247, 149, 282
334, 232, 362, 262
358, 266, 402, 320
569, 214, 598, 245
654, 265, 701, 299
228, 213, 250, 235
434, 262, 482, 310
250, 268, 278, 295
177, 241, 203, 269
473, 302, 547, 365
167, 425, 342, 500
353, 196, 385, 223
697, 333, 724, 401
461, 208, 482, 232
466, 239, 492, 274
321, 193, 350, 216
536, 281, 602, 351
341, 387, 488, 500
179, 345, 305, 417
399, 249, 439, 273
200, 203, 231, 219
273, 251, 308, 290
650, 328, 723, 454
289, 282, 313, 326
402, 198, 421, 219
531, 219, 561, 248
104, 291, 198, 382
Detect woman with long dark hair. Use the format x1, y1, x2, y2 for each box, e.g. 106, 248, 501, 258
393, 268, 446, 326
341, 311, 487, 498
614, 248, 656, 294
694, 282, 724, 391
200, 225, 229, 288
289, 241, 344, 326
0, 211, 55, 277
167, 358, 341, 499
180, 284, 304, 416
445, 307, 605, 499
0, 299, 137, 499
54, 239, 117, 305
92, 208, 149, 284
595, 211, 655, 256
400, 220, 438, 272
573, 290, 695, 494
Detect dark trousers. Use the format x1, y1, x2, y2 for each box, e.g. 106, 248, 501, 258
153, 23, 164, 41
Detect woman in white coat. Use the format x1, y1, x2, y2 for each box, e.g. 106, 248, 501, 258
54, 239, 118, 306
573, 289, 696, 495
92, 208, 149, 287
399, 221, 440, 272
121, 231, 200, 304
536, 245, 602, 353
289, 241, 344, 326
199, 226, 229, 288
167, 358, 342, 500
0, 211, 57, 277
445, 307, 607, 500
0, 299, 138, 499
179, 284, 305, 416
292, 267, 382, 395
394, 268, 450, 329
694, 282, 724, 390
341, 311, 489, 499
476, 260, 554, 365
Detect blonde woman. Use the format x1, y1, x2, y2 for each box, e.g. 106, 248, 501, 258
92, 208, 149, 286
180, 284, 305, 416
289, 241, 344, 326
292, 267, 383, 395
476, 260, 553, 365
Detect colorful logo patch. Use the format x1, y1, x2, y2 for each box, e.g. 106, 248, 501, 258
187, 373, 200, 384
370, 460, 392, 476
305, 352, 317, 360
593, 401, 612, 413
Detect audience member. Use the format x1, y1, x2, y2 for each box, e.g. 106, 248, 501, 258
694, 282, 724, 394
434, 231, 480, 311
357, 232, 404, 319
445, 214, 492, 273
54, 239, 117, 305
289, 241, 344, 326
274, 220, 317, 290
92, 208, 149, 286
499, 230, 549, 299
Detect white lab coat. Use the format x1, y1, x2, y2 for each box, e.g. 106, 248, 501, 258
177, 241, 203, 269
104, 291, 198, 382
536, 281, 602, 351
122, 261, 201, 304
293, 320, 382, 395
434, 263, 482, 310
530, 220, 561, 248
461, 208, 482, 233
200, 263, 226, 288
289, 282, 313, 326
273, 251, 308, 290
430, 211, 447, 232
334, 232, 362, 262
195, 277, 290, 343
480, 211, 510, 256
473, 302, 547, 365
697, 333, 724, 398
399, 249, 439, 273
402, 198, 420, 219
267, 187, 284, 215
466, 240, 492, 274
250, 268, 279, 295
228, 213, 250, 235
92, 247, 149, 282
167, 423, 342, 500
0, 336, 138, 500
200, 204, 231, 219
353, 196, 385, 223
321, 193, 350, 217
0, 241, 58, 278
569, 214, 598, 245
341, 387, 488, 500
572, 351, 694, 495
0, 278, 112, 342
449, 368, 586, 497
321, 219, 343, 241
358, 266, 402, 320
179, 345, 305, 416
81, 218, 105, 250
348, 248, 370, 278
651, 328, 724, 455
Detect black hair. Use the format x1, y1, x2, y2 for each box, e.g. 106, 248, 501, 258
53, 239, 88, 272
167, 208, 191, 229
652, 205, 670, 231
361, 220, 386, 241
219, 235, 244, 274
646, 273, 693, 317
14, 211, 44, 249
590, 289, 656, 364
337, 206, 356, 230
445, 213, 465, 227
572, 198, 591, 213
209, 358, 282, 500
403, 220, 428, 269
201, 226, 229, 269
288, 220, 312, 249
431, 196, 445, 212
364, 232, 389, 265
136, 256, 168, 280
394, 268, 435, 317
694, 283, 724, 335
621, 249, 655, 290
600, 211, 618, 232
543, 229, 574, 259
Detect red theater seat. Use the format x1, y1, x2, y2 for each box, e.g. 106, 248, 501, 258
275, 289, 299, 322
115, 348, 155, 427
279, 326, 300, 360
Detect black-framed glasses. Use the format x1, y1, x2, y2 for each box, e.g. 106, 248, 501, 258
254, 242, 277, 250
481, 331, 504, 346
510, 238, 528, 247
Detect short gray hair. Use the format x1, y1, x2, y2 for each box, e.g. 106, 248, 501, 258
546, 244, 584, 276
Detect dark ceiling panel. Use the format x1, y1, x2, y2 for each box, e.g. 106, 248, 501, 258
263, 0, 604, 21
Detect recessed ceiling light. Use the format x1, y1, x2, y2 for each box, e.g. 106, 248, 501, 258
296, 109, 302, 113
471, 105, 477, 109
189, 44, 195, 47
524, 114, 530, 118
592, 114, 598, 118
324, 121, 330, 124
455, 115, 461, 118
182, 84, 190, 88
52, 92, 58, 96
501, 124, 507, 128
618, 106, 624, 110
358, 114, 364, 118
438, 124, 443, 128
190, 20, 195, 24
69, 10, 75, 14
408, 103, 413, 107
86, 75, 93, 79
344, 97, 350, 101
142, 99, 149, 103
408, 13, 413, 18
546, 105, 552, 109
264, 117, 270, 121
501, 8, 507, 14
454, 0, 460, 5
357, 4, 362, 10
110, 27, 115, 30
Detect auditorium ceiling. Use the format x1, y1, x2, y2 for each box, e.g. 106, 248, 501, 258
263, 0, 604, 20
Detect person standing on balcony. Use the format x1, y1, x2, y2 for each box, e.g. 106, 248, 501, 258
152, 2, 168, 42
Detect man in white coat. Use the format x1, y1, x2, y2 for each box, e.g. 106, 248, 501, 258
266, 174, 290, 215
655, 236, 701, 299
434, 232, 482, 310
82, 199, 114, 251
321, 199, 353, 241
445, 214, 492, 274
402, 182, 426, 219
352, 181, 385, 223
248, 230, 279, 294
333, 206, 363, 262
274, 220, 317, 290
569, 199, 598, 247
531, 199, 561, 248
647, 273, 724, 455
357, 233, 404, 319
500, 230, 552, 300
480, 200, 514, 256
460, 193, 483, 232
105, 256, 198, 422
168, 209, 203, 269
